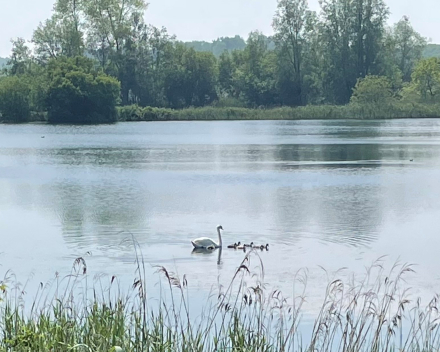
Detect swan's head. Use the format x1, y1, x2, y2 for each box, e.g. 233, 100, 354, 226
217, 225, 223, 231
237, 241, 241, 245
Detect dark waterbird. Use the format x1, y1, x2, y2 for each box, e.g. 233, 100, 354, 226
227, 241, 241, 249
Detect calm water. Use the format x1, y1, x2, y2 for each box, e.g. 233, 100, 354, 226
1, 119, 440, 311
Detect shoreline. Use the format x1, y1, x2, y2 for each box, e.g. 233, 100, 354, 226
2, 103, 440, 124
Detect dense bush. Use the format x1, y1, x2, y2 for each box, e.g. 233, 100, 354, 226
0, 76, 31, 123
351, 75, 395, 104
117, 105, 176, 121
46, 57, 120, 124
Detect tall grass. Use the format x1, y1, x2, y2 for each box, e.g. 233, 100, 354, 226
117, 102, 440, 122
6, 102, 440, 124
0, 247, 439, 352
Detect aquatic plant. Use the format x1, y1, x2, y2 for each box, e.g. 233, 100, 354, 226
0, 242, 438, 352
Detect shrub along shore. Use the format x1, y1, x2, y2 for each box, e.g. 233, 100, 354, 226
116, 103, 440, 122
3, 102, 440, 124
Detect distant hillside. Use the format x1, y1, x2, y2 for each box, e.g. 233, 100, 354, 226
0, 57, 7, 67
184, 35, 246, 56
183, 35, 276, 56
423, 44, 440, 58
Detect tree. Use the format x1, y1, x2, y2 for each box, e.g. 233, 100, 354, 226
218, 51, 234, 96
391, 16, 427, 82
164, 45, 218, 108
273, 0, 309, 105
82, 0, 147, 104
352, 0, 389, 77
233, 32, 278, 107
8, 38, 32, 75
0, 76, 31, 122
350, 75, 393, 104
33, 0, 84, 62
410, 58, 440, 101
45, 57, 120, 123
318, 0, 356, 104
84, 0, 147, 65
318, 0, 389, 104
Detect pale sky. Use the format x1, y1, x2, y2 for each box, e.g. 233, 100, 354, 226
0, 0, 439, 57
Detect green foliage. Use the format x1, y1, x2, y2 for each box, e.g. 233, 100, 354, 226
351, 75, 394, 104
228, 32, 279, 107
46, 57, 120, 124
411, 57, 440, 101
117, 105, 175, 121
0, 76, 31, 122
117, 102, 440, 122
0, 256, 439, 352
388, 16, 427, 81
8, 38, 32, 75
318, 0, 390, 104
164, 45, 218, 108
273, 0, 309, 106
0, 0, 437, 121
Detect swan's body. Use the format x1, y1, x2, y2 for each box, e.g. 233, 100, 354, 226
192, 225, 223, 249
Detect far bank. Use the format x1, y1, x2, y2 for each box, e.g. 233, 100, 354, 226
3, 103, 440, 124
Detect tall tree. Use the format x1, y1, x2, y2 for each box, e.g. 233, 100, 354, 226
273, 0, 309, 106
411, 57, 440, 101
8, 38, 32, 75
319, 0, 356, 104
33, 0, 84, 62
318, 0, 388, 103
236, 32, 278, 106
391, 16, 427, 82
218, 51, 234, 96
352, 0, 389, 77
83, 0, 147, 104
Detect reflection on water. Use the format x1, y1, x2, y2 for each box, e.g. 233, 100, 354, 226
191, 247, 223, 265
1, 119, 440, 310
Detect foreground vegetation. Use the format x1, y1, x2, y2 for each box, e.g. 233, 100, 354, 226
0, 248, 439, 352
2, 0, 440, 123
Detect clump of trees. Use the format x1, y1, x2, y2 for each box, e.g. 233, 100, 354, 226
0, 0, 438, 124
46, 57, 120, 123
0, 76, 31, 122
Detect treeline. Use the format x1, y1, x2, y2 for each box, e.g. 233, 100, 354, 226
0, 0, 440, 123
423, 44, 440, 59
184, 36, 247, 57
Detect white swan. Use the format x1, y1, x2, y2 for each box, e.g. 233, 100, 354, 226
191, 225, 223, 249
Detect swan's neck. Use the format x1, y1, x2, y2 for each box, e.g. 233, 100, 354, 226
217, 228, 222, 247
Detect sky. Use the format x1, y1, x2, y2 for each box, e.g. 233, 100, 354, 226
0, 0, 439, 57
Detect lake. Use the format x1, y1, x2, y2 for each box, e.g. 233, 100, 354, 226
1, 119, 440, 314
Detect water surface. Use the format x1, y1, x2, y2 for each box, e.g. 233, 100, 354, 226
1, 119, 440, 311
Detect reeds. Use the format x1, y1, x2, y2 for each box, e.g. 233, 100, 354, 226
0, 250, 439, 352
15, 102, 440, 124
116, 102, 440, 122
